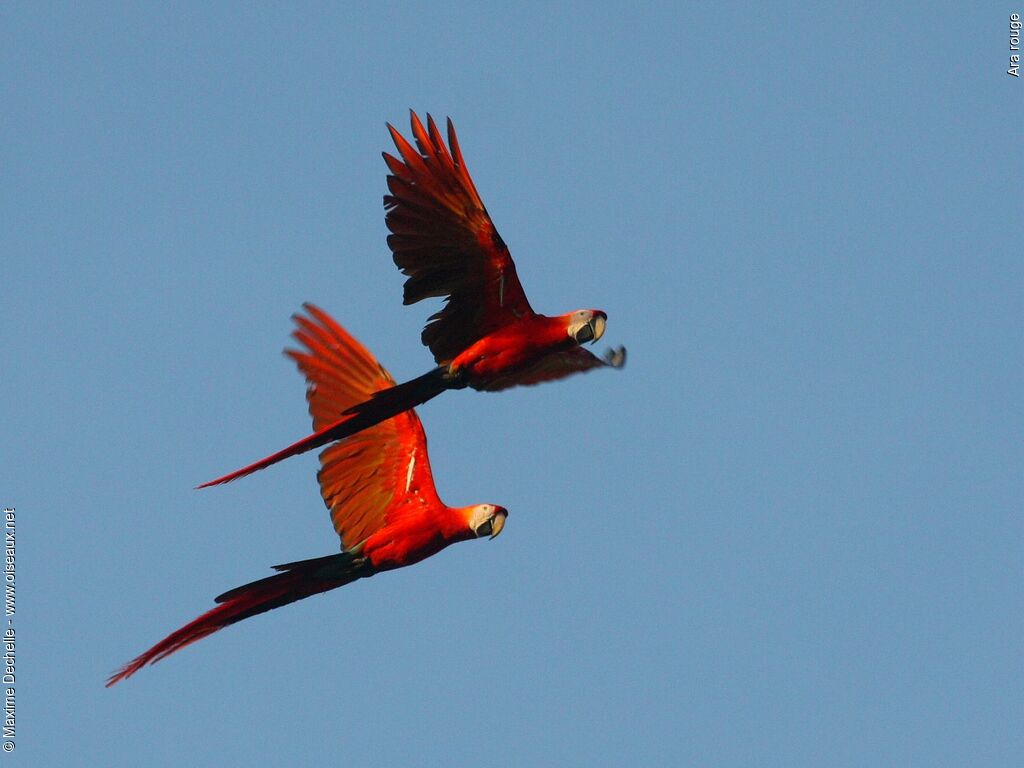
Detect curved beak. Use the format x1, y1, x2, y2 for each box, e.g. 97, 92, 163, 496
571, 312, 608, 345
489, 511, 507, 539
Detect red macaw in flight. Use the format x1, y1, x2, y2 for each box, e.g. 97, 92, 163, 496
107, 305, 508, 686
199, 111, 624, 488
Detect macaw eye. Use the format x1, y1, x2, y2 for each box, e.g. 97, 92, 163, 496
476, 519, 493, 537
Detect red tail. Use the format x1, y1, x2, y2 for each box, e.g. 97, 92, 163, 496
198, 367, 450, 488
106, 552, 369, 686
196, 418, 350, 488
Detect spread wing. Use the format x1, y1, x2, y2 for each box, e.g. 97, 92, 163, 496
477, 346, 627, 392
287, 304, 441, 550
383, 111, 535, 364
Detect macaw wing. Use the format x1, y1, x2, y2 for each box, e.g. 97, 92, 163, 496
383, 111, 535, 364
477, 346, 627, 392
287, 304, 441, 550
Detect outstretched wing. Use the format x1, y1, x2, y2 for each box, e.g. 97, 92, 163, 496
287, 304, 441, 550
383, 111, 535, 364
477, 346, 627, 392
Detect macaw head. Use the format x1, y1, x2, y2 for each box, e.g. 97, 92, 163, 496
467, 504, 508, 539
566, 309, 607, 345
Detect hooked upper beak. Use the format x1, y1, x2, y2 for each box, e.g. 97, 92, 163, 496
489, 510, 507, 539
572, 312, 607, 345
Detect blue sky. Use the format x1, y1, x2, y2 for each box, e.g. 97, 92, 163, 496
4, 3, 1021, 766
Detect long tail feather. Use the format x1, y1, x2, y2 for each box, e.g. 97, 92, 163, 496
106, 552, 370, 686
198, 367, 451, 488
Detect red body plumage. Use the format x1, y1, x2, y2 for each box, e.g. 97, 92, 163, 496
199, 112, 623, 488
108, 308, 507, 685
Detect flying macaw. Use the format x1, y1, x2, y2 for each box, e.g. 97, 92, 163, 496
107, 305, 508, 686
199, 111, 624, 488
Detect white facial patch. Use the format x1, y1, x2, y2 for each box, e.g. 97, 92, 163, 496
469, 504, 493, 529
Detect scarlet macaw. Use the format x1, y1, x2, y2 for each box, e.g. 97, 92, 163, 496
199, 111, 624, 488
107, 305, 508, 685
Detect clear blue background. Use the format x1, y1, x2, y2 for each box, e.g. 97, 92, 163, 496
4, 3, 1021, 766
